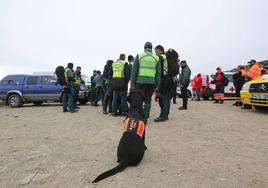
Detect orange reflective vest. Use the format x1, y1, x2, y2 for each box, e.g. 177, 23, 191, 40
123, 118, 145, 138
247, 64, 261, 80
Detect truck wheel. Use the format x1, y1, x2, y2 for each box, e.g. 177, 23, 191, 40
78, 99, 88, 105
33, 101, 43, 106
254, 106, 268, 111
8, 94, 23, 108
202, 96, 209, 100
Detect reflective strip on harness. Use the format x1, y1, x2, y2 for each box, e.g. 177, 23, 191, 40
123, 118, 145, 138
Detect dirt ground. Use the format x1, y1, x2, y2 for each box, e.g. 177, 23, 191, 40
0, 100, 268, 188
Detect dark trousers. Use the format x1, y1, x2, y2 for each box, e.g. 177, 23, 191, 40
214, 85, 225, 102
94, 86, 103, 105
135, 84, 155, 120
90, 87, 96, 104
103, 84, 113, 113
112, 90, 127, 113
62, 86, 75, 111
171, 84, 177, 103
158, 93, 171, 118
73, 85, 80, 107
181, 84, 189, 108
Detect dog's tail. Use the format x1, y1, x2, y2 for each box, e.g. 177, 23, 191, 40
92, 162, 127, 183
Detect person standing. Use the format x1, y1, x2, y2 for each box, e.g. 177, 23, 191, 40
213, 67, 226, 104
247, 60, 261, 81
62, 62, 77, 113
93, 71, 103, 106
130, 42, 161, 123
111, 54, 128, 117
102, 60, 114, 114
195, 73, 202, 101
73, 66, 82, 109
154, 45, 172, 122
178, 61, 191, 110
90, 70, 97, 105
233, 66, 246, 106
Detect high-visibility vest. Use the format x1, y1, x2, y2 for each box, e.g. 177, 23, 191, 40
240, 69, 247, 77
161, 54, 168, 76
247, 64, 261, 80
123, 118, 145, 138
64, 68, 70, 77
138, 52, 159, 78
73, 75, 81, 85
112, 60, 125, 78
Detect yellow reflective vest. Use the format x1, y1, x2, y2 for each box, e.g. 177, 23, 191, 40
138, 52, 159, 78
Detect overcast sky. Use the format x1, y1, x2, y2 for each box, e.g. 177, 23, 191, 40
0, 0, 268, 79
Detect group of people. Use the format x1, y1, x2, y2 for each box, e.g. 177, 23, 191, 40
87, 42, 191, 123
62, 63, 84, 113
61, 43, 265, 119
211, 59, 264, 107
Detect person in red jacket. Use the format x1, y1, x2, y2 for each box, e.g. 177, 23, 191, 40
213, 67, 226, 104
195, 73, 202, 101
191, 76, 197, 100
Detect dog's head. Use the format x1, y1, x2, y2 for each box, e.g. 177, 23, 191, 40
127, 90, 145, 109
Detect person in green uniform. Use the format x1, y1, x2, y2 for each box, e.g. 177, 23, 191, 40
154, 45, 173, 122
73, 66, 82, 109
111, 54, 128, 116
102, 60, 114, 114
130, 42, 161, 123
62, 63, 78, 113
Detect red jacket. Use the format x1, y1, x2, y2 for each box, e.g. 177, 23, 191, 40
195, 76, 202, 89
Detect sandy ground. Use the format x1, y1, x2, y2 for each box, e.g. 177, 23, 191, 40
0, 100, 268, 188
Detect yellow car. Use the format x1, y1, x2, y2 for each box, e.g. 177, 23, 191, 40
240, 74, 268, 110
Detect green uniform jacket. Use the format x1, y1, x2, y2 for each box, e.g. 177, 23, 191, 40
179, 65, 191, 86
130, 50, 161, 88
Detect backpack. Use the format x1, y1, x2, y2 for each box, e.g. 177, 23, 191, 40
102, 61, 113, 79
223, 74, 229, 86
166, 49, 179, 77
55, 66, 66, 86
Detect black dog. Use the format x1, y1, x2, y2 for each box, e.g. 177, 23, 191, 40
92, 90, 147, 183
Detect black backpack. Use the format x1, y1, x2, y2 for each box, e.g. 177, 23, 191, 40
55, 66, 66, 86
166, 49, 179, 77
102, 60, 113, 79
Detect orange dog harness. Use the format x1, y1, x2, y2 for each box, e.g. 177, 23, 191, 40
123, 118, 145, 138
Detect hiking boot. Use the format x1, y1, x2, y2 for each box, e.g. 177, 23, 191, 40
112, 113, 119, 117
63, 109, 69, 113
178, 106, 187, 110
120, 112, 128, 117
70, 109, 78, 113
103, 110, 108, 115
154, 117, 168, 122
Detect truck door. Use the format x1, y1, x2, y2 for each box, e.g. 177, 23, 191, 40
39, 76, 62, 101
23, 76, 41, 101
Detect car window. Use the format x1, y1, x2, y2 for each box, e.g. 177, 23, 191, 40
2, 80, 14, 85
1, 80, 20, 85
41, 76, 55, 85
26, 76, 38, 85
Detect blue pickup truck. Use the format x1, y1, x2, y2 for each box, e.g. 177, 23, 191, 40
0, 74, 90, 107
